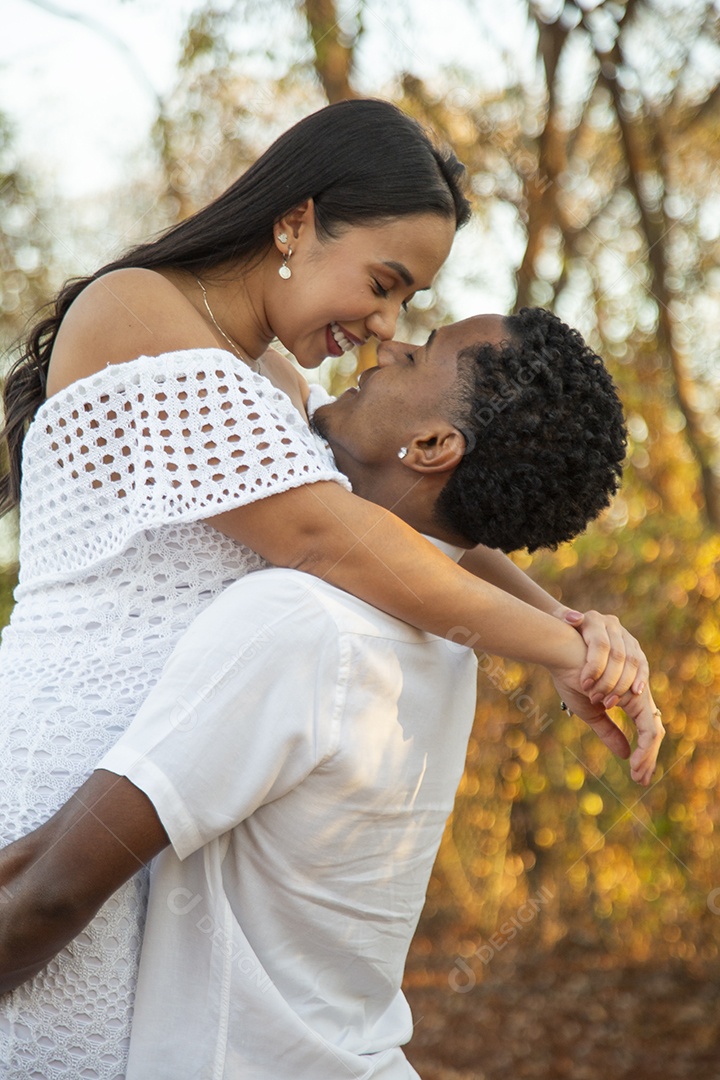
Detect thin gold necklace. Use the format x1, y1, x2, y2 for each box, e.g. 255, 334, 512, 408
194, 276, 260, 371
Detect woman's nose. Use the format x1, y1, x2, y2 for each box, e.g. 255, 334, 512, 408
366, 304, 399, 343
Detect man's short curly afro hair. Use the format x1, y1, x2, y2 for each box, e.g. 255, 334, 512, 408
433, 307, 627, 553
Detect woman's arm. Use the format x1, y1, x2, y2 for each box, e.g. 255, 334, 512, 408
459, 544, 570, 615
209, 482, 664, 785
213, 483, 583, 668
211, 483, 627, 676
459, 545, 648, 699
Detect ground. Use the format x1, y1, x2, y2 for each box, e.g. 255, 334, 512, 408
402, 943, 720, 1079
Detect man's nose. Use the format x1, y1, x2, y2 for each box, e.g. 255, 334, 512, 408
376, 340, 404, 366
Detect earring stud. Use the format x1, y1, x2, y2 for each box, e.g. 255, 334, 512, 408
397, 447, 408, 460
277, 232, 288, 244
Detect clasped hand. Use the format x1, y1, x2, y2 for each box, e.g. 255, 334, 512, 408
551, 609, 664, 787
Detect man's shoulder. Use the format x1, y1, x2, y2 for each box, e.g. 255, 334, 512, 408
231, 568, 443, 646
191, 568, 336, 638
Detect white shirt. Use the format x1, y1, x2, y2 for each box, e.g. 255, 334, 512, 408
99, 553, 478, 1079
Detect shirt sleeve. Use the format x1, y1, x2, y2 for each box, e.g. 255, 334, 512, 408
19, 349, 350, 585
97, 569, 345, 860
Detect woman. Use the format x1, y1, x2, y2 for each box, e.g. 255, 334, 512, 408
0, 99, 659, 1078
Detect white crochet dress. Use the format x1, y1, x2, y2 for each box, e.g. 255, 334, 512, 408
0, 348, 349, 1079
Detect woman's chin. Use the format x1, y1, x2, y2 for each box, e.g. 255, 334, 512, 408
295, 348, 327, 370
280, 331, 332, 369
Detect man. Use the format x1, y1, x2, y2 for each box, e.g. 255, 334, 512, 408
0, 310, 663, 1077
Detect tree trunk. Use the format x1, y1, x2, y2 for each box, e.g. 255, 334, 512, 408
514, 15, 571, 311
302, 0, 358, 103
597, 47, 720, 528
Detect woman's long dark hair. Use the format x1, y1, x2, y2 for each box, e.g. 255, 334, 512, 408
0, 98, 470, 515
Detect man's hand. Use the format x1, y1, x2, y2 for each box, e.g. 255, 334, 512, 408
551, 667, 664, 787
561, 609, 648, 703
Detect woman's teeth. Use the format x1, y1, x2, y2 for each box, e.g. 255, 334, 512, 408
331, 322, 354, 353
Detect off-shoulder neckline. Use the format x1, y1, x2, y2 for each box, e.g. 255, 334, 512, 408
33, 347, 304, 426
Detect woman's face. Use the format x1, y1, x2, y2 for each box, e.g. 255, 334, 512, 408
264, 208, 456, 369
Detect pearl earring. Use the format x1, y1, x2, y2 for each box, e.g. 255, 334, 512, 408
277, 232, 288, 244
397, 447, 408, 460
279, 247, 293, 280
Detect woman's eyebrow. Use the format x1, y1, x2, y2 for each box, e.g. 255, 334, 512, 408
381, 260, 414, 286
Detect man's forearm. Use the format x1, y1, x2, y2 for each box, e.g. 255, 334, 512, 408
0, 831, 87, 994
0, 773, 169, 994
0, 902, 91, 995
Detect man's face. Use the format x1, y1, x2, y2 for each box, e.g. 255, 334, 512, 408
314, 314, 508, 471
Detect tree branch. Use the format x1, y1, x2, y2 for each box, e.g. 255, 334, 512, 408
592, 25, 720, 527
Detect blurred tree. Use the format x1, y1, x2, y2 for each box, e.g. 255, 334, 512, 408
421, 0, 720, 970
1, 110, 54, 603
1, 0, 719, 970
0, 114, 54, 358
519, 0, 720, 524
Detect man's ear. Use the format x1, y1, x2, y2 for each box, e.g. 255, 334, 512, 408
402, 428, 466, 474
274, 199, 316, 249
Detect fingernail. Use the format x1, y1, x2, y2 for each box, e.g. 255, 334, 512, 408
635, 682, 645, 695
564, 610, 583, 621
604, 695, 618, 709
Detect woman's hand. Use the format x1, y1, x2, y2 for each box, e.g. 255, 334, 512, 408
550, 666, 664, 787
615, 685, 665, 786
561, 609, 648, 703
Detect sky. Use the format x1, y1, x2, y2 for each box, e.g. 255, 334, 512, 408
3, 0, 198, 195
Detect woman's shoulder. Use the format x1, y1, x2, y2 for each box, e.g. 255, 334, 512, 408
47, 268, 216, 396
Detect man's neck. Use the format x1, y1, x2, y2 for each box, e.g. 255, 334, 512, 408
326, 438, 468, 550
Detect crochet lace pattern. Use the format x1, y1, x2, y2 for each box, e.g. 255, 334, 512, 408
0, 350, 348, 1079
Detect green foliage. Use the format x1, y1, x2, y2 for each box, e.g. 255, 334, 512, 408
0, 564, 17, 635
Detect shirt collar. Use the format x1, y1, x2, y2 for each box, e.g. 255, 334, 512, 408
421, 534, 467, 563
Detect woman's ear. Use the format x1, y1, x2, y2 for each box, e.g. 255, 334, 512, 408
402, 428, 466, 474
275, 199, 316, 249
